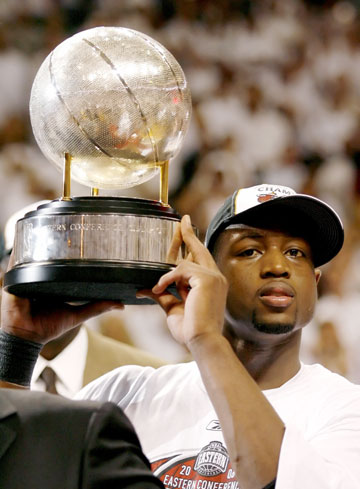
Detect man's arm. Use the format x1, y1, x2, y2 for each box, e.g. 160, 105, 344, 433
1, 287, 123, 345
141, 215, 283, 489
0, 329, 42, 388
187, 332, 281, 489
0, 253, 124, 387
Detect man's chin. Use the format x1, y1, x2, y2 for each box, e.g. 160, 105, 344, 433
252, 312, 295, 335
253, 322, 295, 335
253, 320, 295, 335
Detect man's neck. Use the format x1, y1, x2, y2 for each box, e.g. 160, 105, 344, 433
224, 325, 302, 390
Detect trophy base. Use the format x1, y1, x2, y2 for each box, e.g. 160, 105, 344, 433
5, 196, 187, 305
4, 261, 176, 305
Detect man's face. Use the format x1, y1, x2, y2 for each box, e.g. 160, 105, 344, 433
213, 225, 321, 342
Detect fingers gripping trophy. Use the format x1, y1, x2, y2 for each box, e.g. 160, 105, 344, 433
4, 26, 192, 304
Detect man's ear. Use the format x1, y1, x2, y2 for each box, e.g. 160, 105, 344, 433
315, 268, 321, 284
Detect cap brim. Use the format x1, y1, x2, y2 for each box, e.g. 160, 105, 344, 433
208, 195, 344, 267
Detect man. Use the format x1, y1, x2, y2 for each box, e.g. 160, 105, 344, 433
1, 184, 360, 488
1, 202, 166, 397
0, 387, 164, 488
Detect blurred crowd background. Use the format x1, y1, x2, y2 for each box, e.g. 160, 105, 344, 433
1, 0, 360, 381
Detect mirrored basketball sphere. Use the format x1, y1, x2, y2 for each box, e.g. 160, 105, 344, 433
30, 26, 192, 189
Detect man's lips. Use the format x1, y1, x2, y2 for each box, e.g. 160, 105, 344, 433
258, 282, 295, 309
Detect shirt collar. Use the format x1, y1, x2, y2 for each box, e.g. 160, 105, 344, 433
31, 326, 88, 398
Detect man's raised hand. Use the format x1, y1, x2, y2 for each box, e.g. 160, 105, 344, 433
138, 215, 228, 348
1, 252, 123, 344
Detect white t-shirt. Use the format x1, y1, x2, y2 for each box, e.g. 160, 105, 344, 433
76, 361, 360, 488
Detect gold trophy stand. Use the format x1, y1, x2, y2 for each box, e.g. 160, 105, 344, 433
4, 156, 182, 304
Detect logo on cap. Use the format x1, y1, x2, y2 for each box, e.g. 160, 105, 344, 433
257, 192, 277, 203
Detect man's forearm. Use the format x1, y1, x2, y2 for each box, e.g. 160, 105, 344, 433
0, 329, 42, 387
188, 332, 284, 489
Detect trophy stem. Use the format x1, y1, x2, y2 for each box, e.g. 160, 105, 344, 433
91, 188, 99, 196
61, 153, 72, 201
159, 160, 170, 206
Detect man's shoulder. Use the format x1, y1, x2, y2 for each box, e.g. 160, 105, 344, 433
101, 359, 198, 385
287, 363, 360, 405
301, 363, 360, 388
77, 360, 199, 405
0, 388, 130, 438
0, 387, 105, 421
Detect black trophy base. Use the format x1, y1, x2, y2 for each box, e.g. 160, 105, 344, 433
4, 261, 176, 305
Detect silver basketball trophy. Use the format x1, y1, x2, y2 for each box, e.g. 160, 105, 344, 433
4, 26, 192, 304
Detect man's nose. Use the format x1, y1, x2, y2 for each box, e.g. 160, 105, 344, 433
260, 249, 290, 278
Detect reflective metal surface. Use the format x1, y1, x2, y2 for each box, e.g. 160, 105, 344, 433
30, 26, 192, 190
14, 213, 183, 265
6, 28, 194, 303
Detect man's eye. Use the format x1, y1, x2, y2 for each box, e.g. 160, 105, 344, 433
238, 249, 259, 257
286, 248, 305, 258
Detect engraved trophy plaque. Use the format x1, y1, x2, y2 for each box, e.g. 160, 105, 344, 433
4, 26, 192, 304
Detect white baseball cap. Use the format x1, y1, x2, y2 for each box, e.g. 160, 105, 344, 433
205, 184, 344, 267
